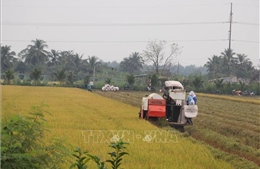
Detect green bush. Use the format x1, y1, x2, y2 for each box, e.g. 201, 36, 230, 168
1, 105, 68, 169
70, 140, 129, 169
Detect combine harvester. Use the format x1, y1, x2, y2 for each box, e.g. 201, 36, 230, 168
139, 80, 198, 131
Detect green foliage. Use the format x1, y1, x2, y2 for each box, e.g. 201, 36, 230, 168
105, 78, 112, 84
2, 40, 259, 95
1, 45, 16, 72
88, 155, 106, 169
251, 82, 260, 95
86, 55, 101, 76
179, 78, 191, 88
3, 69, 15, 85
84, 76, 90, 85
238, 80, 247, 91
70, 140, 129, 169
67, 71, 74, 86
150, 74, 158, 87
54, 68, 66, 84
106, 140, 129, 169
1, 105, 68, 169
31, 68, 42, 85
221, 82, 232, 94
119, 52, 143, 73
70, 147, 90, 169
126, 74, 135, 86
19, 39, 49, 66
192, 75, 204, 91
214, 79, 224, 89
205, 48, 255, 81
13, 76, 22, 85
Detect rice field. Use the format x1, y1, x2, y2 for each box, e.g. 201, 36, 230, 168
1, 86, 235, 169
94, 90, 260, 169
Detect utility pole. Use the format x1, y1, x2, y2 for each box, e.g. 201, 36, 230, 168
227, 2, 233, 76
228, 2, 233, 50
93, 65, 95, 83
177, 62, 179, 75
258, 58, 260, 83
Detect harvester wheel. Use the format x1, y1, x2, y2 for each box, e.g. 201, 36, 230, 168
145, 111, 149, 120
138, 106, 142, 118
174, 126, 184, 132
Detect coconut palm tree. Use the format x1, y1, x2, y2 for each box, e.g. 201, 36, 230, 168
53, 69, 66, 85
58, 50, 74, 69
71, 53, 83, 75
214, 79, 224, 89
233, 54, 254, 78
31, 68, 42, 85
221, 48, 236, 76
126, 74, 135, 87
19, 39, 49, 66
204, 55, 221, 78
1, 45, 16, 72
86, 56, 101, 77
15, 60, 28, 74
3, 70, 14, 85
237, 54, 249, 65
120, 52, 143, 73
48, 49, 61, 66
236, 54, 252, 69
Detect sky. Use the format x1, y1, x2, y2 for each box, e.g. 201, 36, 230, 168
1, 0, 259, 67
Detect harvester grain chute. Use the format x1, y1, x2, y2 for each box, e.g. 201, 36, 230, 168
139, 80, 198, 130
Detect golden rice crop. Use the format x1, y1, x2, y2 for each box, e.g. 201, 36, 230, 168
95, 90, 260, 168
1, 86, 233, 169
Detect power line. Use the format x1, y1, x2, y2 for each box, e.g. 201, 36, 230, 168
233, 22, 259, 26
3, 21, 258, 27
233, 3, 260, 8
2, 39, 228, 43
4, 39, 258, 44
232, 39, 259, 43
228, 2, 233, 50
3, 3, 229, 9
2, 21, 228, 27
3, 2, 257, 10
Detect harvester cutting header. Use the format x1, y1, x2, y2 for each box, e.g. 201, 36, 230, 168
139, 80, 198, 130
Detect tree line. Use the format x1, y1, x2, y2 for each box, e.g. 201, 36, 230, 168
1, 38, 259, 94
204, 48, 258, 82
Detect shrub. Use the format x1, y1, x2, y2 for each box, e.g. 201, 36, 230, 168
70, 140, 129, 169
105, 140, 129, 169
70, 147, 90, 169
1, 105, 68, 169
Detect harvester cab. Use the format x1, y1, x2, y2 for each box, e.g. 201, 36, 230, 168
139, 80, 198, 129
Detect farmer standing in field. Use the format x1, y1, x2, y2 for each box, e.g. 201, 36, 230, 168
87, 83, 92, 92
189, 91, 197, 104
186, 91, 197, 124
187, 94, 194, 105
